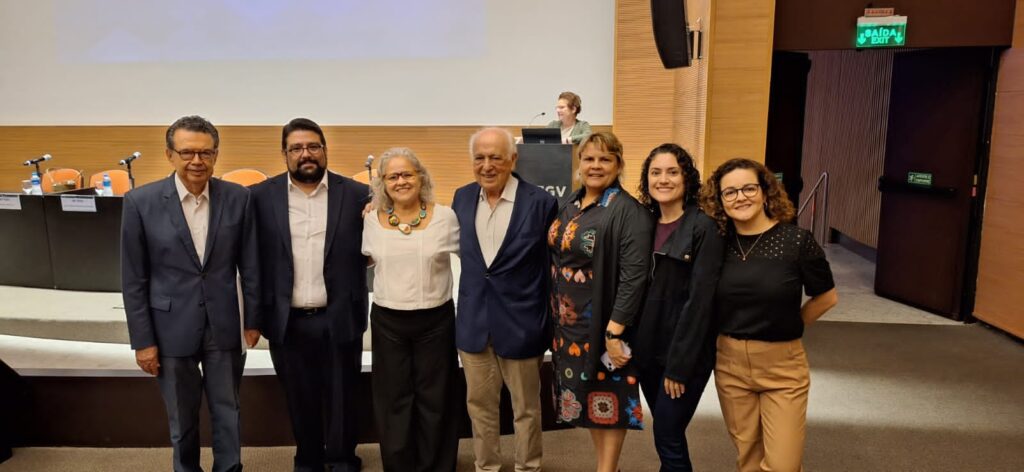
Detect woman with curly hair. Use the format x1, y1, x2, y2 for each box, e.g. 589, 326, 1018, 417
700, 158, 838, 472
633, 144, 725, 471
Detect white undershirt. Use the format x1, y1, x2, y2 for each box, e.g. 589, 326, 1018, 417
287, 175, 329, 308
174, 175, 209, 264
361, 204, 460, 311
475, 176, 517, 267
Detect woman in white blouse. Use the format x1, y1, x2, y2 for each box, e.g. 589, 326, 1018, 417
361, 147, 461, 472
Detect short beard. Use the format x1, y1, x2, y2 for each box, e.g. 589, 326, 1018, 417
290, 161, 326, 184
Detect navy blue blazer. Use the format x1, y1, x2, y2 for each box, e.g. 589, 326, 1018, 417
250, 172, 370, 345
121, 176, 261, 357
452, 174, 558, 359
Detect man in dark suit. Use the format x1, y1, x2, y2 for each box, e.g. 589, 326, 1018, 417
250, 118, 369, 472
452, 127, 558, 472
121, 115, 261, 472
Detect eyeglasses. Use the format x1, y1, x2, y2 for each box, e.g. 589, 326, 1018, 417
173, 149, 217, 161
286, 144, 325, 157
721, 184, 761, 202
384, 172, 417, 183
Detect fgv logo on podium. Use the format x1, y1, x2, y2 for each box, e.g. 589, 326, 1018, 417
542, 186, 569, 198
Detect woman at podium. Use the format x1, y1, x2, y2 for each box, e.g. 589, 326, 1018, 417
547, 91, 592, 144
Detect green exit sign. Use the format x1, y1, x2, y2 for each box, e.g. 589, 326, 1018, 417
907, 171, 933, 187
856, 15, 907, 48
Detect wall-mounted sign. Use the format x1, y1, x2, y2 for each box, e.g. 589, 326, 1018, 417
907, 171, 933, 187
774, 172, 784, 183
864, 8, 895, 17
856, 15, 907, 48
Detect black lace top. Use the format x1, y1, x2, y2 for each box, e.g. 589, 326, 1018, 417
715, 223, 835, 341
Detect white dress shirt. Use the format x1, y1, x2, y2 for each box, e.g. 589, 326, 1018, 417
288, 174, 329, 308
361, 204, 460, 311
174, 175, 210, 264
475, 175, 518, 267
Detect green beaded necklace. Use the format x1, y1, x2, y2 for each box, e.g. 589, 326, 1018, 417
386, 204, 427, 235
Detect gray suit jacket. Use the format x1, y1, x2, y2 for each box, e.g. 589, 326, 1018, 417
121, 175, 261, 357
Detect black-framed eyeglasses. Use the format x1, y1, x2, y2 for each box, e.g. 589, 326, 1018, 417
721, 184, 761, 202
173, 149, 217, 161
286, 144, 325, 157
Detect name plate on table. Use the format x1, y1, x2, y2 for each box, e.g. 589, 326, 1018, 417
0, 194, 21, 210
60, 195, 97, 213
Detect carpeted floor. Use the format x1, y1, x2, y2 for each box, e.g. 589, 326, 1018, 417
3, 321, 1022, 471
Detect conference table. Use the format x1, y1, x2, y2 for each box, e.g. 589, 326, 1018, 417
0, 190, 121, 292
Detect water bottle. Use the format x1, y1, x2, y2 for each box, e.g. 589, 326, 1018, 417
30, 172, 42, 195
102, 173, 113, 197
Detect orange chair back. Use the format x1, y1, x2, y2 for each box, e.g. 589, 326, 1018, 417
221, 168, 269, 187
88, 170, 131, 196
42, 168, 84, 193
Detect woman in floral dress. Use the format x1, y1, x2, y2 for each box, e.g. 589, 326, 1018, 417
548, 131, 653, 472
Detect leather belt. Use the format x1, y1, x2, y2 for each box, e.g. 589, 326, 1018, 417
290, 306, 327, 316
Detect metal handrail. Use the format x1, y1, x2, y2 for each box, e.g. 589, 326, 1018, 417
797, 172, 829, 248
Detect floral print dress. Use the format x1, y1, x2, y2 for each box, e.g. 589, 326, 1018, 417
547, 187, 644, 430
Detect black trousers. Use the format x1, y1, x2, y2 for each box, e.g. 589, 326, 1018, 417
270, 309, 363, 472
370, 300, 459, 472
639, 364, 713, 472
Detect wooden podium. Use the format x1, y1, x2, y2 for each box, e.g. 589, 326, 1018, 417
515, 143, 577, 201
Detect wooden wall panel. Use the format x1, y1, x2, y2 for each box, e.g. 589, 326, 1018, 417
974, 36, 1024, 338
613, 0, 680, 193
800, 50, 893, 248
614, 0, 773, 185
0, 125, 609, 204
775, 0, 1015, 51
704, 0, 776, 171
672, 0, 711, 170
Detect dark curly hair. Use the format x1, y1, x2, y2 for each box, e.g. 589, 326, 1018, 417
699, 158, 795, 234
637, 143, 702, 219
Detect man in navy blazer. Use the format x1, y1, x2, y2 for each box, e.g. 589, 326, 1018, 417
452, 127, 558, 472
250, 118, 369, 472
121, 115, 261, 472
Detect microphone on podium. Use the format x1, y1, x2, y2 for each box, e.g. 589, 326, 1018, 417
527, 112, 546, 127
119, 151, 142, 166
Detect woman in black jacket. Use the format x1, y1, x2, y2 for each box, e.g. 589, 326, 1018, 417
634, 144, 725, 471
548, 131, 653, 472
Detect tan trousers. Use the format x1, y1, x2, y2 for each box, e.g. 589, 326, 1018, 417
715, 335, 810, 472
459, 345, 544, 472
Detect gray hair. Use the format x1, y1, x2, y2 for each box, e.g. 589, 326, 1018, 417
468, 127, 516, 157
371, 147, 435, 210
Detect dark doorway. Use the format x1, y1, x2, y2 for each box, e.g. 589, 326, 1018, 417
766, 51, 812, 208
875, 48, 996, 320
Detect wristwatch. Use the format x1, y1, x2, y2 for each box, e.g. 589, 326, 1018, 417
605, 330, 624, 340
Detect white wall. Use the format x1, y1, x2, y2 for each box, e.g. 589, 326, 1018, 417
0, 0, 614, 125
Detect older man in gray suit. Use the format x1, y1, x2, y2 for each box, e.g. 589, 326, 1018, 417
121, 115, 261, 472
